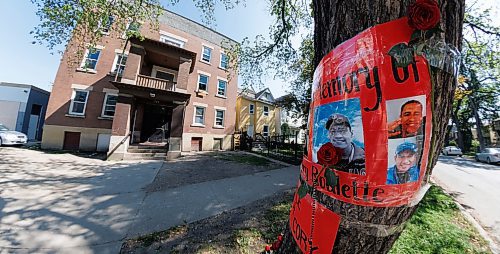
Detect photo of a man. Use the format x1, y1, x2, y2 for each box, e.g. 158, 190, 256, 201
322, 113, 365, 174
312, 98, 365, 175
388, 100, 424, 139
387, 142, 420, 184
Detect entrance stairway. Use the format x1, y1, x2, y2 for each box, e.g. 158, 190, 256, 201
251, 133, 268, 152
125, 143, 168, 160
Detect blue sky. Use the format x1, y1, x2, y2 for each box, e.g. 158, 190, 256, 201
0, 0, 294, 96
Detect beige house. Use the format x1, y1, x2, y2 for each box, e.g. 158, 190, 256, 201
235, 88, 281, 138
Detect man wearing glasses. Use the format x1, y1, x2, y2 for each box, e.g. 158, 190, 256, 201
325, 113, 365, 175
387, 142, 420, 184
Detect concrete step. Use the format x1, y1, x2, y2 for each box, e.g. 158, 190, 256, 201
124, 152, 167, 161
127, 148, 168, 153
128, 145, 167, 150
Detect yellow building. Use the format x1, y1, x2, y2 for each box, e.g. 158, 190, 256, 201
236, 88, 281, 138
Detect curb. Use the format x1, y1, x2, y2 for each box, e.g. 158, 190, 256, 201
431, 178, 499, 254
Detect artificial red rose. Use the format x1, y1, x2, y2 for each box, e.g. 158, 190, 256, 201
317, 142, 340, 167
407, 0, 441, 30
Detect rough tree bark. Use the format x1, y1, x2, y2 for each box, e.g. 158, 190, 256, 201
276, 0, 465, 253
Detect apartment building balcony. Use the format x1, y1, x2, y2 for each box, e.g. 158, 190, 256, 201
136, 74, 176, 91
113, 37, 196, 100
108, 37, 197, 160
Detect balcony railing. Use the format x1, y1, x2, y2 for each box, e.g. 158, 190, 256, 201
136, 74, 176, 91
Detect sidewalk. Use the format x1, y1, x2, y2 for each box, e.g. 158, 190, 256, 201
126, 165, 298, 238
0, 148, 299, 254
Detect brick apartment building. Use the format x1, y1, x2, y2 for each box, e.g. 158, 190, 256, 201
41, 10, 238, 160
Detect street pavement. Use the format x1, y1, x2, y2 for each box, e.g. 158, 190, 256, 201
0, 148, 298, 254
432, 155, 500, 247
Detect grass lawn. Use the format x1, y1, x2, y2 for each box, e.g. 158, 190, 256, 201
122, 185, 491, 253
231, 185, 491, 253
213, 152, 274, 166
390, 186, 490, 254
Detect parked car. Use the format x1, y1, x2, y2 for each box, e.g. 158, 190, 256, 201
475, 148, 500, 164
0, 124, 27, 146
442, 146, 463, 156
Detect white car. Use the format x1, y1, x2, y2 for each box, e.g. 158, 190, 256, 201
475, 148, 500, 164
0, 124, 27, 146
442, 146, 463, 156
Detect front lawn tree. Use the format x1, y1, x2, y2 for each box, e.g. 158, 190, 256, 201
275, 0, 465, 253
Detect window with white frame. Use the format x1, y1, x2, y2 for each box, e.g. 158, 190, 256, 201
194, 106, 205, 125
160, 34, 185, 48
249, 104, 255, 114
217, 79, 227, 97
263, 125, 269, 137
198, 74, 209, 92
215, 109, 225, 127
81, 48, 101, 70
69, 90, 89, 115
202, 46, 212, 62
263, 106, 269, 116
101, 93, 117, 117
122, 21, 141, 38
220, 52, 229, 69
111, 53, 127, 74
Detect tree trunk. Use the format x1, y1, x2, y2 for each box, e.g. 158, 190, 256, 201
471, 99, 486, 151
451, 99, 465, 150
277, 0, 465, 253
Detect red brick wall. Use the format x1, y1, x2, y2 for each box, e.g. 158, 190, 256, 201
45, 17, 237, 137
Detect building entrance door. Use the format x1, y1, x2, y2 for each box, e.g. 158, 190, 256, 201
140, 104, 173, 143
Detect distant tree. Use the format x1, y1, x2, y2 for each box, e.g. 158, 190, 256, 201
281, 122, 291, 136
453, 6, 500, 151
280, 36, 314, 128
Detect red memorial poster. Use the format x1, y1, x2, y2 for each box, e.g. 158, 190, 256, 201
290, 17, 433, 253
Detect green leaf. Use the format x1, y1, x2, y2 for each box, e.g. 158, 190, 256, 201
325, 169, 338, 188
409, 30, 422, 43
388, 43, 415, 68
414, 43, 426, 56
298, 183, 309, 199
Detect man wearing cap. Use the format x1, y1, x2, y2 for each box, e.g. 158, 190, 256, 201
388, 100, 424, 139
324, 113, 365, 175
386, 142, 420, 184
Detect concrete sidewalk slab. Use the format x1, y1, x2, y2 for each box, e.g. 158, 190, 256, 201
127, 165, 299, 237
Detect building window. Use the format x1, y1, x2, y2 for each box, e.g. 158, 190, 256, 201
81, 48, 101, 71
263, 125, 269, 137
215, 109, 225, 127
194, 106, 205, 125
264, 106, 269, 116
101, 93, 117, 117
220, 53, 229, 69
160, 34, 185, 48
198, 74, 209, 92
217, 79, 227, 97
69, 90, 89, 115
111, 53, 127, 74
202, 46, 212, 62
102, 16, 114, 33
122, 21, 141, 38
249, 104, 255, 114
